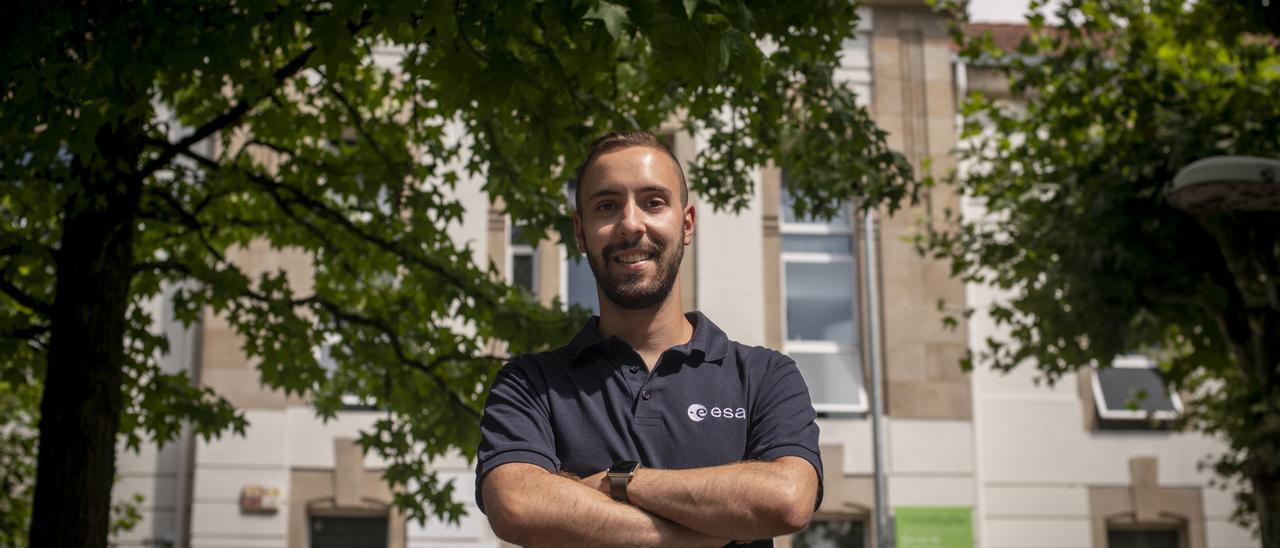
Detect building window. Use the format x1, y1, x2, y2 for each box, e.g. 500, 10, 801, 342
309, 515, 388, 548
316, 339, 379, 411
508, 222, 538, 297
1106, 528, 1181, 548
792, 518, 866, 548
780, 182, 868, 413
564, 252, 599, 315
1092, 355, 1183, 427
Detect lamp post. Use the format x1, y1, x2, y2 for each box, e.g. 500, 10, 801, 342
1166, 155, 1280, 546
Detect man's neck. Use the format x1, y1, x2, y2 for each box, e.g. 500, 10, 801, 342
596, 289, 693, 371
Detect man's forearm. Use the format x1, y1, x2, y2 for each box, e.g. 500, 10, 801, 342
624, 457, 819, 541
482, 463, 728, 548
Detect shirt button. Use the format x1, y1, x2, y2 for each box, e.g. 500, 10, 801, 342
629, 366, 639, 373
641, 390, 652, 400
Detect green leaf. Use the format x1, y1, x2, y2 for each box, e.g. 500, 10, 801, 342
584, 1, 629, 39
683, 0, 699, 19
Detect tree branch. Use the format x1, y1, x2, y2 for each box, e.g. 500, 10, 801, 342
137, 249, 489, 420
321, 75, 405, 177
137, 7, 382, 183
1, 322, 50, 341
172, 146, 488, 303
0, 231, 57, 261
454, 0, 492, 65
0, 277, 50, 316
306, 295, 484, 419
0, 250, 51, 316
139, 187, 229, 264
135, 45, 317, 182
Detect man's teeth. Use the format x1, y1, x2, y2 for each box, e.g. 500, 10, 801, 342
617, 253, 649, 264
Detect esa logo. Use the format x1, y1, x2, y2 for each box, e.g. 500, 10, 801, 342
686, 403, 746, 422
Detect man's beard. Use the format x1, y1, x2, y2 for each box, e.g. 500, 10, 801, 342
585, 236, 684, 311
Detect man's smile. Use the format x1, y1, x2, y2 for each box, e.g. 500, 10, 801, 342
612, 248, 655, 268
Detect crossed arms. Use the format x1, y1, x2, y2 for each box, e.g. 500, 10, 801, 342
480, 456, 819, 547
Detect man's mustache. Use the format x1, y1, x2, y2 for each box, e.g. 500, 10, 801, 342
601, 237, 664, 258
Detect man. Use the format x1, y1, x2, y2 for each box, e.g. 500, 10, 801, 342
476, 131, 822, 547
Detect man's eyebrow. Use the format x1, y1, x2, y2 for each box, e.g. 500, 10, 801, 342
586, 187, 622, 202
636, 185, 672, 196
584, 184, 673, 203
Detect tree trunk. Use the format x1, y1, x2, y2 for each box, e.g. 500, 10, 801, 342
1255, 470, 1280, 548
1214, 211, 1280, 548
27, 122, 143, 547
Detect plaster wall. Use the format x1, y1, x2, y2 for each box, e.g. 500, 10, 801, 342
695, 167, 767, 347
185, 408, 504, 548
113, 440, 183, 548
965, 234, 1257, 547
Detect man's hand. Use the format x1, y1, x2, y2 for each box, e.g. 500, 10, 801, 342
578, 469, 749, 546
482, 463, 731, 548
580, 469, 611, 496
613, 457, 819, 541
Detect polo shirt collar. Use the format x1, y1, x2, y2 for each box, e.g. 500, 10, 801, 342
564, 311, 729, 363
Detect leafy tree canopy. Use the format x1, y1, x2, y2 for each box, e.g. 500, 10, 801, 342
930, 0, 1280, 539
0, 0, 914, 544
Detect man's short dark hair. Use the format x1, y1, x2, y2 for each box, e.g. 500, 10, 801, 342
572, 131, 689, 211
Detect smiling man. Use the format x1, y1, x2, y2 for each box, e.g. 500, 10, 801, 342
475, 131, 822, 547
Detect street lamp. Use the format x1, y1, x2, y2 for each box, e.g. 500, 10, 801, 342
1165, 156, 1280, 547
1166, 155, 1280, 212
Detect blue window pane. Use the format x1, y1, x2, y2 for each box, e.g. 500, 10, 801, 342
785, 262, 855, 345
510, 224, 528, 245
512, 254, 535, 295
782, 234, 853, 255
1096, 367, 1178, 413
792, 352, 866, 410
567, 255, 599, 315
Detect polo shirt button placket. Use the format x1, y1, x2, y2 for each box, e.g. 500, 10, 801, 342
629, 366, 639, 374
641, 390, 652, 401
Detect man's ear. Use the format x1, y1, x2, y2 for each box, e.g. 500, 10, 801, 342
682, 203, 695, 246
573, 211, 586, 252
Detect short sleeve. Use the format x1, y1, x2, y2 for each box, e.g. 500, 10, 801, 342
474, 362, 560, 513
746, 353, 824, 509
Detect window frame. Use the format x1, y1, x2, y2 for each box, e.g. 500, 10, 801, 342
779, 194, 868, 414
559, 245, 600, 315
314, 335, 380, 412
1091, 355, 1184, 422
506, 220, 539, 298
1104, 523, 1185, 548
307, 512, 390, 548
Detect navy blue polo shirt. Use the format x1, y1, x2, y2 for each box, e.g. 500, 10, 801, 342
475, 312, 823, 545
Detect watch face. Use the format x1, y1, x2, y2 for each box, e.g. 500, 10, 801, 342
608, 460, 640, 475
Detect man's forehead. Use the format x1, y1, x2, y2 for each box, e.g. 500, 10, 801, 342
579, 146, 681, 196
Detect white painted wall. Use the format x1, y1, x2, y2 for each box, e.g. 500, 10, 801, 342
694, 166, 767, 346
113, 283, 201, 548
963, 209, 1257, 547
114, 440, 184, 548
190, 409, 290, 548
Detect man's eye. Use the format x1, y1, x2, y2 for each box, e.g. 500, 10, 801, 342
596, 202, 616, 211
646, 200, 666, 209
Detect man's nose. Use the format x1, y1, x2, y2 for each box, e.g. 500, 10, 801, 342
618, 200, 646, 236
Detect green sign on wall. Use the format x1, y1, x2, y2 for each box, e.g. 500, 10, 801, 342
894, 507, 973, 548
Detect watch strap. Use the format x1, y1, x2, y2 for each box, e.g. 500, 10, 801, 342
609, 473, 630, 502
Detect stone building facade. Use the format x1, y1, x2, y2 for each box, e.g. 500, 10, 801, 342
109, 6, 1255, 548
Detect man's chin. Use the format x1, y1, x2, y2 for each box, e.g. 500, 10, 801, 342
602, 283, 671, 311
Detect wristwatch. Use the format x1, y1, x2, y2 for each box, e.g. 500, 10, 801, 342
607, 460, 641, 503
